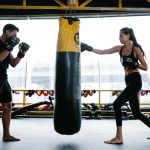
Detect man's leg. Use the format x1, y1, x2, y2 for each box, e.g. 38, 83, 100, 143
2, 102, 20, 142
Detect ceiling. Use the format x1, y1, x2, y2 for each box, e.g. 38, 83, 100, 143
0, 0, 150, 19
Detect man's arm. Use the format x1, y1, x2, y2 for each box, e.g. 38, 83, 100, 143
0, 35, 20, 63
9, 53, 21, 67
0, 50, 10, 62
9, 42, 30, 67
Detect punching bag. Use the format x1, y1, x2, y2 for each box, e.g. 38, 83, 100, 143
54, 17, 81, 135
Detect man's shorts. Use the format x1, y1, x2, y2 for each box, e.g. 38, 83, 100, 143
0, 80, 12, 104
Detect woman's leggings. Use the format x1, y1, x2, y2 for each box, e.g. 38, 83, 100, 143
113, 72, 150, 127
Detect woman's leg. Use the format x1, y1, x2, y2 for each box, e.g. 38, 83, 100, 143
129, 94, 150, 128
104, 73, 142, 144
104, 87, 133, 144
129, 94, 150, 140
104, 81, 141, 144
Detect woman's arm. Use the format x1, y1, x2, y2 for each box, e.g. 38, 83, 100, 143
135, 47, 148, 71
92, 45, 121, 55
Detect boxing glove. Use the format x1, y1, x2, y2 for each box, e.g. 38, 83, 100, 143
5, 36, 20, 52
81, 42, 93, 52
121, 56, 139, 69
17, 42, 30, 58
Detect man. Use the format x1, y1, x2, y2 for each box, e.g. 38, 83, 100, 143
0, 24, 30, 142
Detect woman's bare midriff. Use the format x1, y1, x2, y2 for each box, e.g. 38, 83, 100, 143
124, 67, 139, 76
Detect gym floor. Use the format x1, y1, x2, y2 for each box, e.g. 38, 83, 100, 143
0, 118, 149, 150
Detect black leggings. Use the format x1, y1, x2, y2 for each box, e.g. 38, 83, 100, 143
113, 72, 150, 127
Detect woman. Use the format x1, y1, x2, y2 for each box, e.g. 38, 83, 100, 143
81, 27, 150, 144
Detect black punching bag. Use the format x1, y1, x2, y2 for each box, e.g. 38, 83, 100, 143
54, 17, 81, 135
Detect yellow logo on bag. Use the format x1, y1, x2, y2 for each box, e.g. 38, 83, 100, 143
74, 32, 79, 45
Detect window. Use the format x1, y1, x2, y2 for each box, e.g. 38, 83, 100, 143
0, 16, 149, 104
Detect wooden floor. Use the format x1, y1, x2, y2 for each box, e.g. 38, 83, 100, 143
0, 118, 150, 150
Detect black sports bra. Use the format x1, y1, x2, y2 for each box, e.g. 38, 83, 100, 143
119, 45, 138, 66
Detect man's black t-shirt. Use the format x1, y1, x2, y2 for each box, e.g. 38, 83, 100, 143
0, 41, 10, 81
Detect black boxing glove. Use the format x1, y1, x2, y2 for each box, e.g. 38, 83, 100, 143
5, 36, 20, 52
17, 42, 30, 59
121, 56, 139, 69
81, 42, 93, 52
